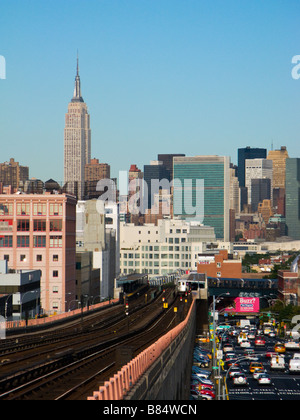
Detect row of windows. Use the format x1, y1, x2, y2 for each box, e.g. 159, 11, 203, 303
122, 252, 192, 260
123, 263, 192, 275
0, 202, 63, 216
140, 244, 190, 252
0, 235, 63, 248
4, 254, 59, 262
122, 261, 192, 268
16, 220, 62, 232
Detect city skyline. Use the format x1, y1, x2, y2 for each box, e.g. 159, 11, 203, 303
1, 0, 300, 182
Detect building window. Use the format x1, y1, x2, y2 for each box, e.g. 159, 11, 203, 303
33, 236, 46, 248
50, 220, 62, 231
0, 236, 13, 248
17, 203, 30, 216
36, 255, 42, 262
17, 236, 30, 247
53, 255, 59, 262
34, 220, 46, 231
20, 254, 27, 262
4, 254, 9, 261
53, 270, 58, 277
0, 203, 13, 216
17, 220, 30, 231
33, 203, 46, 216
53, 286, 59, 294
49, 203, 63, 216
52, 302, 59, 309
50, 236, 62, 248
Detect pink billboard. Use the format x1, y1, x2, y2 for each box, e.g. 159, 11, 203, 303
235, 297, 260, 313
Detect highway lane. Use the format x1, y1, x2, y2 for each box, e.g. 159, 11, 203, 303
225, 335, 300, 400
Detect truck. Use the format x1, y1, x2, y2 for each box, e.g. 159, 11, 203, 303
240, 319, 251, 328
289, 353, 300, 374
270, 355, 285, 371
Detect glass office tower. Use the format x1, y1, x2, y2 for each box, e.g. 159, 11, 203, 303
286, 158, 300, 240
173, 156, 230, 241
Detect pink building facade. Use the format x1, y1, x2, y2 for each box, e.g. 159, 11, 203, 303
0, 193, 77, 314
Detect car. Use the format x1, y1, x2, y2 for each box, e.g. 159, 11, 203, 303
191, 376, 214, 388
192, 366, 211, 379
257, 373, 272, 385
255, 337, 266, 347
200, 388, 216, 399
190, 389, 202, 400
266, 351, 278, 359
193, 353, 210, 367
253, 368, 265, 379
233, 374, 248, 386
289, 353, 300, 373
275, 342, 286, 354
193, 351, 210, 361
223, 344, 235, 353
285, 340, 300, 351
240, 340, 251, 348
190, 381, 214, 392
248, 332, 256, 340
192, 371, 211, 380
194, 348, 211, 360
225, 352, 237, 361
229, 367, 244, 379
249, 362, 264, 374
244, 348, 260, 361
226, 359, 239, 369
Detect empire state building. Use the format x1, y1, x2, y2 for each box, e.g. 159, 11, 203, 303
64, 58, 91, 199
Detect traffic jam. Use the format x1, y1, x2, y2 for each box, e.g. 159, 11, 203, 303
191, 319, 300, 400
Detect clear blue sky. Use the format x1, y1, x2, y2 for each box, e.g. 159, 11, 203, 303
1, 0, 300, 182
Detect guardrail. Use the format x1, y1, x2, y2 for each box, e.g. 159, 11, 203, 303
6, 299, 118, 330
87, 299, 196, 400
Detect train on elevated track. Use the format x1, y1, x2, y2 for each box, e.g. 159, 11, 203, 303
176, 272, 206, 295
176, 273, 278, 294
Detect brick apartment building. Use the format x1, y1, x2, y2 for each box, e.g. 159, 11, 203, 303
197, 249, 242, 278
0, 193, 77, 314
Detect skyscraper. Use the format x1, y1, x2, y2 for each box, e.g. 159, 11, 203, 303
286, 158, 300, 240
143, 161, 169, 210
237, 147, 267, 187
173, 155, 230, 241
267, 146, 289, 189
64, 57, 91, 199
245, 158, 273, 206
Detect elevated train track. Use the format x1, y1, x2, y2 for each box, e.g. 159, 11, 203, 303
0, 285, 191, 400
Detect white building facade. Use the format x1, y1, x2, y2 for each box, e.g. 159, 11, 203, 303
120, 218, 216, 277
245, 158, 273, 205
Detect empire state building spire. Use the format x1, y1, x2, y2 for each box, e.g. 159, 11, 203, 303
64, 56, 91, 200
72, 54, 84, 103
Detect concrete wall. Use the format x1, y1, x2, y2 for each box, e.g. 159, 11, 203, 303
125, 302, 196, 400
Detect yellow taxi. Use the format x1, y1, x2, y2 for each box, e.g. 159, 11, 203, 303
274, 342, 286, 354
249, 362, 264, 374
